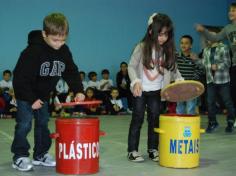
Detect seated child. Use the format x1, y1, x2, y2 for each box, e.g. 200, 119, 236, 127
48, 91, 62, 117
55, 78, 69, 102
0, 88, 6, 117
5, 89, 17, 118
79, 71, 88, 91
0, 70, 14, 113
84, 87, 101, 115
107, 87, 125, 115
0, 70, 13, 90
99, 69, 113, 111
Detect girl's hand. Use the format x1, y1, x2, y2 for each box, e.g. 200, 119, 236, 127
32, 99, 44, 110
133, 82, 142, 97
74, 93, 85, 102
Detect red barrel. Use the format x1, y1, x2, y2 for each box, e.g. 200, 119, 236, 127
51, 118, 100, 175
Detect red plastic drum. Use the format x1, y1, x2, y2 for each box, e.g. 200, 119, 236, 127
51, 118, 101, 175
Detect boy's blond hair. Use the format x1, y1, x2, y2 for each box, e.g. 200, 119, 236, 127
43, 13, 69, 36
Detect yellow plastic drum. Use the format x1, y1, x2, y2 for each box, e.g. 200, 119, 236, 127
155, 114, 205, 168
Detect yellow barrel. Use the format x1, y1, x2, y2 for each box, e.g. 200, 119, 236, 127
154, 114, 205, 168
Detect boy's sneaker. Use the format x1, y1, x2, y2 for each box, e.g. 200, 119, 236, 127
148, 149, 159, 162
206, 121, 219, 133
225, 122, 234, 133
12, 157, 33, 171
127, 151, 144, 162
32, 153, 56, 167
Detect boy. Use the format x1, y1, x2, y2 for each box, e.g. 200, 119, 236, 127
0, 70, 13, 90
11, 13, 85, 171
176, 35, 202, 115
197, 28, 235, 133
196, 2, 236, 126
99, 69, 113, 92
107, 87, 125, 115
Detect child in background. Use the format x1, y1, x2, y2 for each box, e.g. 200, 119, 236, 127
79, 71, 88, 91
0, 87, 6, 117
197, 28, 235, 133
0, 70, 14, 114
116, 62, 133, 112
11, 13, 84, 171
84, 87, 101, 115
87, 71, 102, 101
107, 87, 125, 115
176, 35, 202, 115
87, 71, 100, 89
55, 78, 69, 102
127, 13, 183, 162
99, 69, 113, 112
64, 90, 76, 116
0, 70, 13, 90
5, 89, 17, 118
195, 2, 236, 126
99, 69, 113, 93
48, 91, 61, 117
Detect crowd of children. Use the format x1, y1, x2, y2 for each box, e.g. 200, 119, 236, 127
47, 64, 132, 117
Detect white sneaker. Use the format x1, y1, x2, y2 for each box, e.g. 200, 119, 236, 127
12, 157, 33, 171
32, 153, 56, 167
127, 151, 144, 162
234, 121, 236, 127
148, 149, 159, 162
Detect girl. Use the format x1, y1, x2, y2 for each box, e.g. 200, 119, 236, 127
127, 13, 183, 162
84, 87, 101, 115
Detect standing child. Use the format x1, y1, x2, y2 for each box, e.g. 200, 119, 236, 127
11, 13, 84, 171
176, 35, 202, 115
197, 29, 235, 133
127, 13, 183, 162
195, 2, 236, 125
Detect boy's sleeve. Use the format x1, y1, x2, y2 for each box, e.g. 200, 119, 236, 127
13, 49, 38, 104
202, 27, 227, 42
217, 45, 231, 70
62, 50, 84, 94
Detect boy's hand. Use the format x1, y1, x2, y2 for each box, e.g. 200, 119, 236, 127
74, 93, 85, 102
211, 64, 218, 71
32, 99, 44, 109
195, 24, 205, 32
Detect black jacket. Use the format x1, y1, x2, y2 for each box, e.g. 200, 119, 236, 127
13, 30, 83, 104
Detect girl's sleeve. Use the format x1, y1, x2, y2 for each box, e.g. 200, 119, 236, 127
128, 44, 143, 88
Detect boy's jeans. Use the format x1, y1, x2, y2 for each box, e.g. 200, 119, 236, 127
176, 98, 197, 115
207, 83, 235, 123
11, 100, 52, 161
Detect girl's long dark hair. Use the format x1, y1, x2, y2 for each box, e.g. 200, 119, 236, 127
142, 13, 176, 70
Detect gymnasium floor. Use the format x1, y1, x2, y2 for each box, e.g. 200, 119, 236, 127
0, 115, 236, 176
